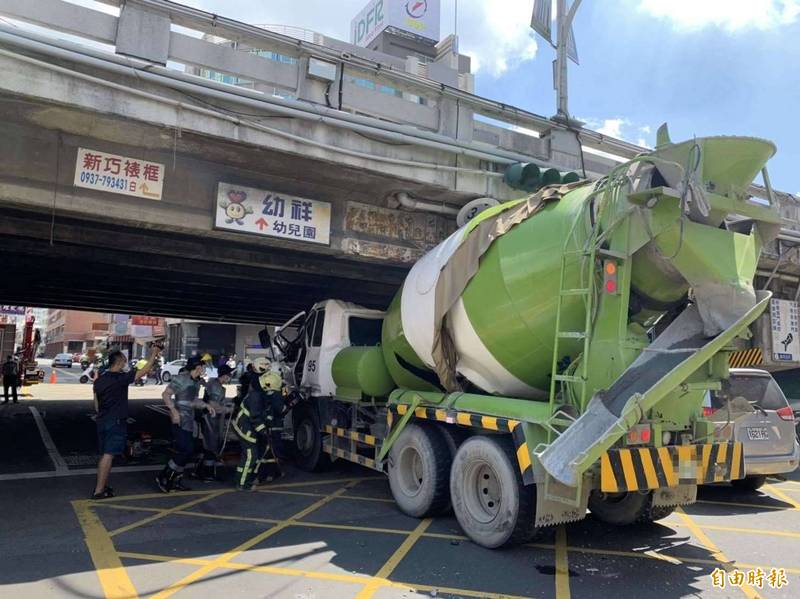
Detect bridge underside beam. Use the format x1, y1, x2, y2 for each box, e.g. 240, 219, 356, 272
0, 208, 405, 324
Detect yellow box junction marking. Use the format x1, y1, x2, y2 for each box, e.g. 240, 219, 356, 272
73, 472, 800, 599
150, 482, 359, 599
72, 499, 139, 599
555, 526, 571, 599
355, 518, 433, 599
676, 508, 761, 599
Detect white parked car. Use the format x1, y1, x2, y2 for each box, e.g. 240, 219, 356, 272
160, 359, 219, 382
160, 359, 186, 383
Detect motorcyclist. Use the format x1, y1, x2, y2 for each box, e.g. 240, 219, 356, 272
232, 359, 284, 490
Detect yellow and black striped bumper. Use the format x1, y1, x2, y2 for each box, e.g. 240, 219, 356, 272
600, 442, 744, 493
729, 347, 763, 368
392, 404, 534, 485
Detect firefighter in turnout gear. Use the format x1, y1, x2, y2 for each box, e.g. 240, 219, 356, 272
233, 365, 284, 490
193, 364, 233, 482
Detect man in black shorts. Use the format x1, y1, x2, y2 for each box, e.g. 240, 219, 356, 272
91, 344, 161, 499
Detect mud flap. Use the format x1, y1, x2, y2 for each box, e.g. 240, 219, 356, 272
534, 462, 590, 527
652, 484, 697, 508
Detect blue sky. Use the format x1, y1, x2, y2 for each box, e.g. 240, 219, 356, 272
57, 1, 800, 193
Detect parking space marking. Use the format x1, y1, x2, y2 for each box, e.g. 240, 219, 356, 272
29, 405, 68, 472
355, 518, 433, 599
108, 490, 230, 537
764, 484, 800, 510
72, 499, 139, 599
555, 526, 571, 599
675, 508, 761, 599
149, 481, 359, 599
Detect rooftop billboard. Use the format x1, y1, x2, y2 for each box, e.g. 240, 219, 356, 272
351, 0, 440, 47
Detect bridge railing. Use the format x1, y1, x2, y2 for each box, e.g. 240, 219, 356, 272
0, 0, 634, 176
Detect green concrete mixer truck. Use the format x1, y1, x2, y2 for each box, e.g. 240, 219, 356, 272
264, 128, 783, 548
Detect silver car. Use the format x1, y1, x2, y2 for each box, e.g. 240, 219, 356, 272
52, 353, 74, 368
704, 369, 799, 490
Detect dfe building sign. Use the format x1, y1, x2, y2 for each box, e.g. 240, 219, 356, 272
215, 182, 331, 246
351, 0, 440, 47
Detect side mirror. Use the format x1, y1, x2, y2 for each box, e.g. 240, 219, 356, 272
258, 327, 271, 349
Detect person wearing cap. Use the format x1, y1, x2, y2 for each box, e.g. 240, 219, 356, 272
193, 364, 233, 481
156, 356, 214, 492
232, 362, 284, 490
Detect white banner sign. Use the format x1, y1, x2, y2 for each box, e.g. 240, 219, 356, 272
215, 183, 331, 246
74, 148, 165, 200
770, 298, 799, 362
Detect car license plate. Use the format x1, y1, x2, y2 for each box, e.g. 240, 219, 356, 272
747, 427, 769, 441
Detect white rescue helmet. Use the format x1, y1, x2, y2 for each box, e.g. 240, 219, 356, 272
251, 357, 271, 374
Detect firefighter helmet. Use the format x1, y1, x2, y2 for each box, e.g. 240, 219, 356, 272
251, 357, 271, 374
259, 371, 282, 392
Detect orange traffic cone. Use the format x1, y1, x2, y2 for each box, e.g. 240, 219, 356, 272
49, 370, 57, 384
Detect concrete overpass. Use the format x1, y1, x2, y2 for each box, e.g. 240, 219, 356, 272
0, 0, 798, 327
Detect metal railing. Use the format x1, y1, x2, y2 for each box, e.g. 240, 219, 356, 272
0, 0, 634, 175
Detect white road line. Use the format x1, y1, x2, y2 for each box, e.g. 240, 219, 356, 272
28, 405, 69, 472
0, 464, 163, 481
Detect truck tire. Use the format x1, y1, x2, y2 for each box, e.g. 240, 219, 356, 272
588, 490, 652, 525
438, 424, 467, 460
450, 435, 536, 548
79, 375, 89, 384
388, 423, 452, 518
293, 404, 330, 472
643, 504, 676, 522
731, 475, 767, 492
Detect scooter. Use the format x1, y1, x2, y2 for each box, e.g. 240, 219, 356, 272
79, 363, 98, 384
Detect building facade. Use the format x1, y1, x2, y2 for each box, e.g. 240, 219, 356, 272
44, 309, 107, 357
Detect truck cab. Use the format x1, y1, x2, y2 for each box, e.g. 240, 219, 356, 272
278, 299, 384, 397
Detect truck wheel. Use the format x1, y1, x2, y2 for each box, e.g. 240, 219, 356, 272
388, 423, 452, 518
293, 405, 329, 472
161, 371, 172, 383
643, 504, 676, 522
731, 475, 767, 492
588, 490, 651, 525
437, 424, 467, 460
79, 375, 88, 384
450, 435, 536, 548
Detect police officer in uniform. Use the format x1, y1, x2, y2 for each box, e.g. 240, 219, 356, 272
233, 361, 283, 490
156, 356, 214, 492
193, 364, 233, 481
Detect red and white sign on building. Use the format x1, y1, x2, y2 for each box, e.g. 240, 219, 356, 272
131, 316, 161, 326
74, 148, 165, 200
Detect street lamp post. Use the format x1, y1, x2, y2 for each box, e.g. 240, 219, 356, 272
532, 0, 584, 125
555, 0, 583, 123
